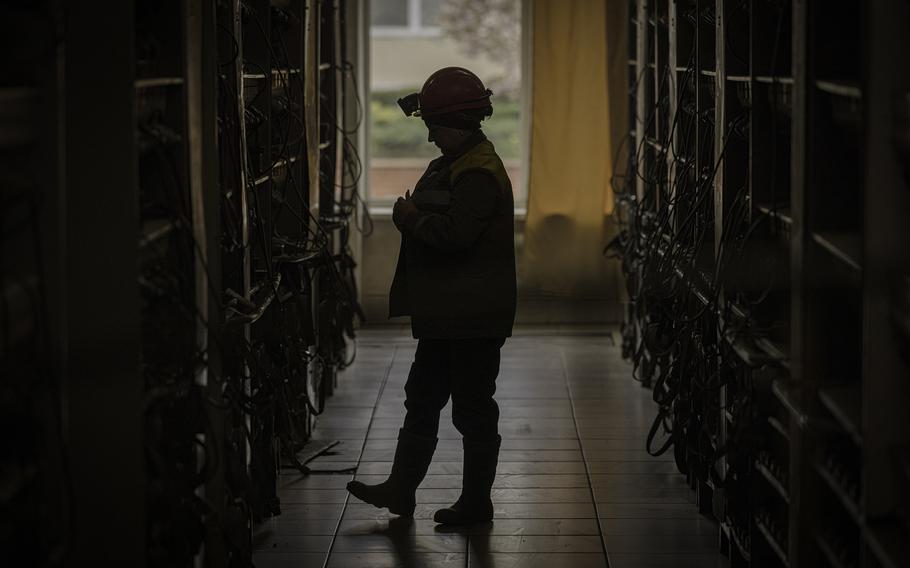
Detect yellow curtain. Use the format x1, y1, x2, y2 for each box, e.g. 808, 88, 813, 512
520, 0, 626, 299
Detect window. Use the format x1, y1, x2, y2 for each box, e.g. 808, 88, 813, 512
420, 0, 441, 26
371, 0, 442, 37
368, 0, 526, 209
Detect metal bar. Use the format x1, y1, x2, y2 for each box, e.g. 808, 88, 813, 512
334, 0, 344, 217
714, 0, 729, 494
861, 0, 910, 521
668, 0, 679, 230
184, 0, 211, 558
789, 1, 809, 564
635, 0, 648, 203
189, 0, 228, 563
65, 1, 145, 564
305, 0, 321, 220
186, 0, 208, 392
231, 0, 254, 548
135, 77, 185, 89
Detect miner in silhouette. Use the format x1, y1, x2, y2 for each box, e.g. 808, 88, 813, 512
346, 67, 517, 525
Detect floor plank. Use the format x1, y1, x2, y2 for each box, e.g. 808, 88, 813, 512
253, 327, 729, 568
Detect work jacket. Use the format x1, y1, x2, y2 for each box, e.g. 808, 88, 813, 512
389, 131, 517, 338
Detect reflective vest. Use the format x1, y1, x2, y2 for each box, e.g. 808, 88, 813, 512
449, 139, 512, 197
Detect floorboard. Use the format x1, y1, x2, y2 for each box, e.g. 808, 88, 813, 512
253, 326, 729, 568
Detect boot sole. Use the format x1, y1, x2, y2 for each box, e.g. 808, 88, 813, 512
433, 510, 493, 525
347, 482, 416, 517
433, 515, 493, 525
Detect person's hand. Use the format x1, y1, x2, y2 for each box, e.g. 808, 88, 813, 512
393, 190, 418, 230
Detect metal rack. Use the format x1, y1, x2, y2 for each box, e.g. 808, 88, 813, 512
0, 2, 73, 565
0, 1, 363, 565
212, 0, 363, 562
619, 1, 910, 566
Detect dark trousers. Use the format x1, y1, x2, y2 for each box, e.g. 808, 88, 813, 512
402, 337, 505, 442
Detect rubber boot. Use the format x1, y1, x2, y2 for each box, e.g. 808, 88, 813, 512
346, 428, 437, 516
433, 435, 501, 525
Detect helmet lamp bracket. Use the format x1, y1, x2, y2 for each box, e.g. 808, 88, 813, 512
397, 93, 421, 117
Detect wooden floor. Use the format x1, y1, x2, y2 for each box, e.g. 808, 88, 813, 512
253, 326, 729, 568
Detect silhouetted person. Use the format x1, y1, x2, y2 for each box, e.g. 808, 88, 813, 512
346, 67, 517, 525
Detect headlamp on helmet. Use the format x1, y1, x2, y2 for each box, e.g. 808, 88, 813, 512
397, 92, 422, 117
397, 67, 493, 119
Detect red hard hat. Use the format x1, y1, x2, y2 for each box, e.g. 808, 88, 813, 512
417, 67, 493, 117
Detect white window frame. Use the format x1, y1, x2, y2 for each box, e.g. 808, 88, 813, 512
370, 0, 442, 38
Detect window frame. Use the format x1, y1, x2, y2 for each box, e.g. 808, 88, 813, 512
370, 0, 442, 38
